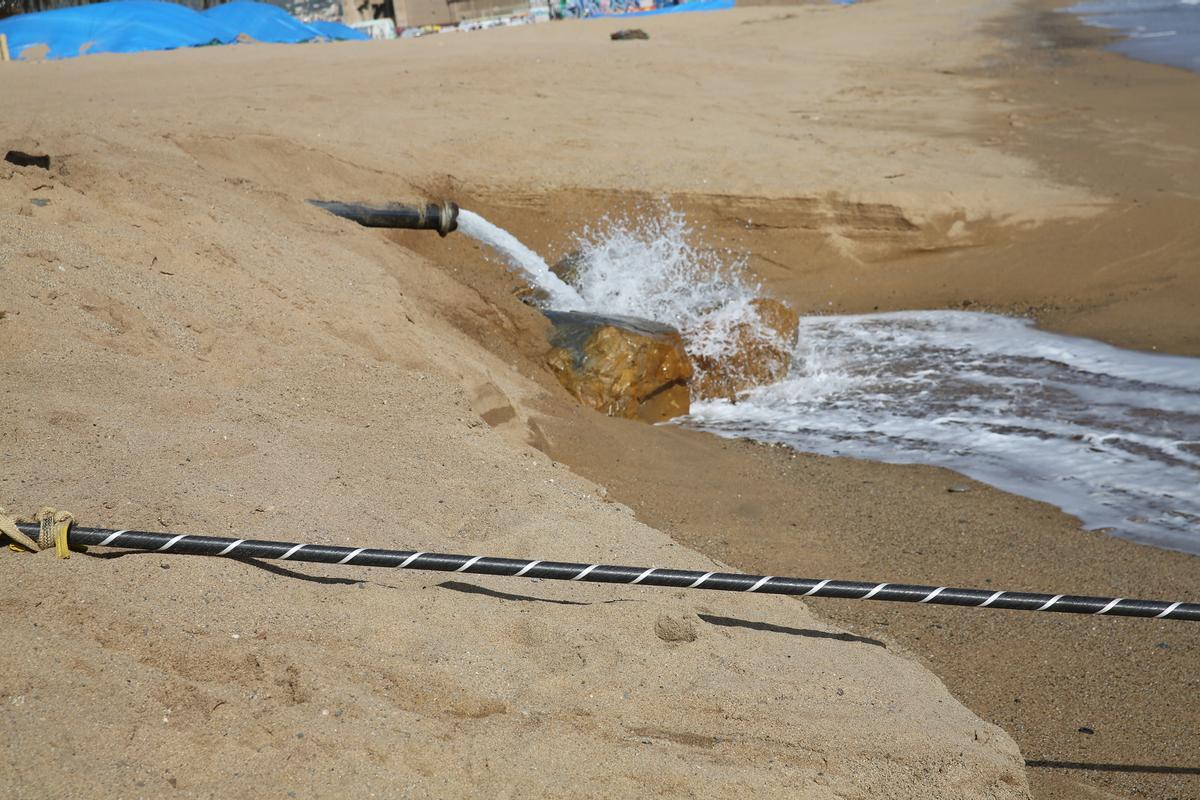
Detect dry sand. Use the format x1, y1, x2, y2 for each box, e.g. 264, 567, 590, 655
1, 0, 1196, 798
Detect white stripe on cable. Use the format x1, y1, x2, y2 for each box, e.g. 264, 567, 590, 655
571, 564, 599, 581
630, 568, 656, 585
216, 539, 245, 556
1155, 602, 1181, 619
978, 591, 1004, 607
278, 544, 307, 561
1094, 598, 1123, 616
397, 551, 425, 569
337, 548, 365, 565
687, 571, 715, 589
745, 576, 774, 593
156, 534, 187, 552
98, 530, 128, 546
802, 579, 830, 597
513, 560, 541, 577
920, 587, 947, 603
455, 556, 483, 573
1036, 594, 1063, 612
861, 583, 888, 600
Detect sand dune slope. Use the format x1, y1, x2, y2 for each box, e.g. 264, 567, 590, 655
0, 134, 1029, 797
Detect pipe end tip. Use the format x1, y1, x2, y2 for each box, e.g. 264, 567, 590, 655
439, 201, 459, 237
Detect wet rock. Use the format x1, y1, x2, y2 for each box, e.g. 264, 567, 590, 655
544, 310, 692, 422
692, 297, 799, 400
512, 253, 580, 305
506, 250, 583, 305
551, 251, 584, 287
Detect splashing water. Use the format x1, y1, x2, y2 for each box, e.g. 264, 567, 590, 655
461, 207, 788, 390
457, 210, 585, 310
560, 209, 793, 392
456, 207, 1200, 553
566, 210, 763, 360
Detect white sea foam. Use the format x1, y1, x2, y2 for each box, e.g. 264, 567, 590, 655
685, 311, 1200, 553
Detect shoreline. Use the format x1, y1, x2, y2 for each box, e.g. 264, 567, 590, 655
1052, 0, 1200, 76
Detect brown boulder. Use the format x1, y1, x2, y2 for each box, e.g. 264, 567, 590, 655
544, 311, 693, 422
692, 297, 798, 401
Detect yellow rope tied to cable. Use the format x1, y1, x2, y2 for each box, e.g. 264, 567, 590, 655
0, 507, 74, 558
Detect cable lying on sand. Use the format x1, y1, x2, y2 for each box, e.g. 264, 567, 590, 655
11, 520, 1199, 622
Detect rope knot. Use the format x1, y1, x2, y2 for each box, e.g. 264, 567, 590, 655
0, 506, 74, 558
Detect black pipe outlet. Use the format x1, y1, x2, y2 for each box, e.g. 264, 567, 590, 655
309, 199, 459, 236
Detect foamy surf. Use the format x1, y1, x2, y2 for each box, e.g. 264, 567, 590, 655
684, 311, 1200, 554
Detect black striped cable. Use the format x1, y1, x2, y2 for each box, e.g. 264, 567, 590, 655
15, 523, 1199, 621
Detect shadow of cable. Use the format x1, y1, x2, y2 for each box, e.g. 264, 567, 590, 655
234, 558, 365, 586
1025, 760, 1200, 775
83, 549, 364, 586
698, 613, 886, 647
82, 549, 143, 559
437, 579, 594, 605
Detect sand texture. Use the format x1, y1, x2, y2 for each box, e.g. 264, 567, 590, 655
0, 145, 1026, 796
2, 0, 1197, 798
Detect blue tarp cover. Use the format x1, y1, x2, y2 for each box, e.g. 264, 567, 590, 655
306, 18, 367, 40
0, 0, 366, 60
205, 1, 361, 44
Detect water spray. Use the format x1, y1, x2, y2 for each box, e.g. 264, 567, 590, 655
9, 520, 1197, 622
309, 199, 459, 237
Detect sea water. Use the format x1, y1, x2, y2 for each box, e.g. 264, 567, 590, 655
1067, 0, 1200, 73
461, 209, 1200, 554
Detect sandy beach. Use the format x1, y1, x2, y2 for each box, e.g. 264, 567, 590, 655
2, 0, 1197, 798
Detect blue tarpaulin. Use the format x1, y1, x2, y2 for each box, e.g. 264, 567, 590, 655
0, 0, 367, 61
205, 2, 364, 44
306, 18, 368, 41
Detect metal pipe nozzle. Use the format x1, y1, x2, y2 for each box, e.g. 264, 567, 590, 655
309, 199, 459, 236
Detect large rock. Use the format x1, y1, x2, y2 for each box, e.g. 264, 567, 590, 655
692, 297, 799, 401
544, 310, 693, 422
